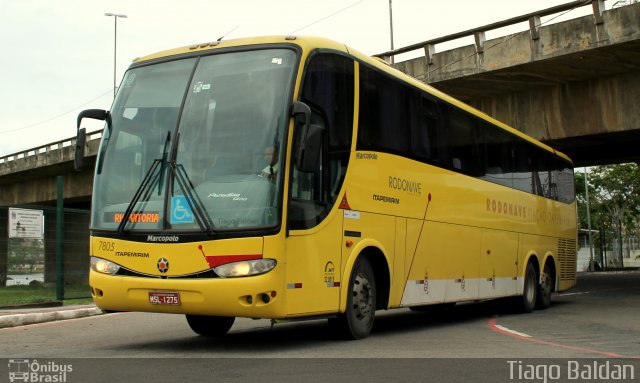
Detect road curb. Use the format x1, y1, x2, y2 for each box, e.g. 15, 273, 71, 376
0, 307, 103, 329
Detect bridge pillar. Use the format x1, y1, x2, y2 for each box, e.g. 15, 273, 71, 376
44, 211, 56, 286
0, 208, 7, 286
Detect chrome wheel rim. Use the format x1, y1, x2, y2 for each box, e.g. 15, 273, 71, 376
352, 272, 374, 320
540, 270, 552, 298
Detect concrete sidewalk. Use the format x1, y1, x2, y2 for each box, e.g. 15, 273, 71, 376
0, 303, 103, 329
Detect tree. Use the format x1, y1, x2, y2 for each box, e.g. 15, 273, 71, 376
580, 164, 640, 267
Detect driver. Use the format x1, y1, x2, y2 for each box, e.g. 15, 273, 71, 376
259, 144, 279, 181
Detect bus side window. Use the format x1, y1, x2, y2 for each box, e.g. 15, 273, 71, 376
481, 123, 514, 188
357, 64, 410, 156
534, 150, 576, 202
447, 107, 482, 177
411, 95, 442, 163
512, 143, 534, 194
532, 154, 549, 197
555, 160, 575, 203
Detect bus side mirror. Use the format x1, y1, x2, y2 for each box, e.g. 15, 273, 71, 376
297, 124, 323, 172
74, 128, 86, 171
75, 109, 108, 171
291, 102, 323, 172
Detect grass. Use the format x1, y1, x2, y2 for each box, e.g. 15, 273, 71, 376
0, 284, 92, 307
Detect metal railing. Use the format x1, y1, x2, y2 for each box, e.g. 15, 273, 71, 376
0, 129, 103, 166
375, 0, 606, 64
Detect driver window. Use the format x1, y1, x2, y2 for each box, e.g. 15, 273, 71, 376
289, 52, 354, 230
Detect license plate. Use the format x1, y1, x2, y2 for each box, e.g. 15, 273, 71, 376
148, 291, 181, 306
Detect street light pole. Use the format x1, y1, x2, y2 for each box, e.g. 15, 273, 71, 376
105, 13, 127, 99
388, 0, 395, 64
584, 167, 595, 271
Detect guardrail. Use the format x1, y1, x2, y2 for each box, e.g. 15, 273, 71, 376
0, 130, 103, 166
375, 0, 606, 64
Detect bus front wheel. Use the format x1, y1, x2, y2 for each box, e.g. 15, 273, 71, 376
330, 257, 376, 340
186, 314, 235, 337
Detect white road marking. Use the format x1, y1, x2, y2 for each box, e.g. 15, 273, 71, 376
494, 324, 532, 338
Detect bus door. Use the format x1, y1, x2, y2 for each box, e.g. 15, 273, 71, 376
285, 193, 343, 316
284, 52, 355, 317
285, 137, 349, 316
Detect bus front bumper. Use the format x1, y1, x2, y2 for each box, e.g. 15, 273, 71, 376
89, 267, 286, 319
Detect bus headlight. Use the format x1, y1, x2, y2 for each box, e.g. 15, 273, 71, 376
214, 259, 276, 278
90, 257, 120, 275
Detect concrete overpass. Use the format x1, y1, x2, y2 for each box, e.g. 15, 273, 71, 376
378, 0, 640, 166
1, 0, 639, 208
0, 131, 101, 207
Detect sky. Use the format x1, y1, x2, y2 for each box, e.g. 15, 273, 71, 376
0, 0, 601, 157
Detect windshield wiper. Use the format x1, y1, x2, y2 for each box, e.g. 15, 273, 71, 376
115, 131, 214, 235
116, 159, 163, 236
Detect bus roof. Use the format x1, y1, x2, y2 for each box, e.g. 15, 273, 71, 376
131, 35, 349, 64
131, 35, 572, 164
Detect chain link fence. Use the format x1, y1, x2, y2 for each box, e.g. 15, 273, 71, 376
578, 229, 640, 271
0, 205, 90, 307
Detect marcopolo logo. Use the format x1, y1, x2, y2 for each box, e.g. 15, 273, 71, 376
157, 258, 170, 273
8, 359, 73, 382
146, 235, 180, 243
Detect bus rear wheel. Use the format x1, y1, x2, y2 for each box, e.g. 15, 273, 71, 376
186, 315, 235, 337
520, 262, 537, 313
536, 263, 553, 309
330, 257, 376, 340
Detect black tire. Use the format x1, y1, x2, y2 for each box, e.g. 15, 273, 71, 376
186, 315, 235, 337
536, 262, 553, 310
330, 257, 376, 340
521, 262, 538, 313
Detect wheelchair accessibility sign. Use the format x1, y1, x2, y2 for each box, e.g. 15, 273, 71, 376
170, 196, 194, 224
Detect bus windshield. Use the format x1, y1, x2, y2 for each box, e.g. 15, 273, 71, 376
91, 48, 297, 232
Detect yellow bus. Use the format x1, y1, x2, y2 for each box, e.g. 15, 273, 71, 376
76, 36, 577, 339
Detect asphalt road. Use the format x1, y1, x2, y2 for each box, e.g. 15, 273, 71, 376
1, 272, 638, 382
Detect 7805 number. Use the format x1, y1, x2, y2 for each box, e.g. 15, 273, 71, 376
98, 241, 115, 252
